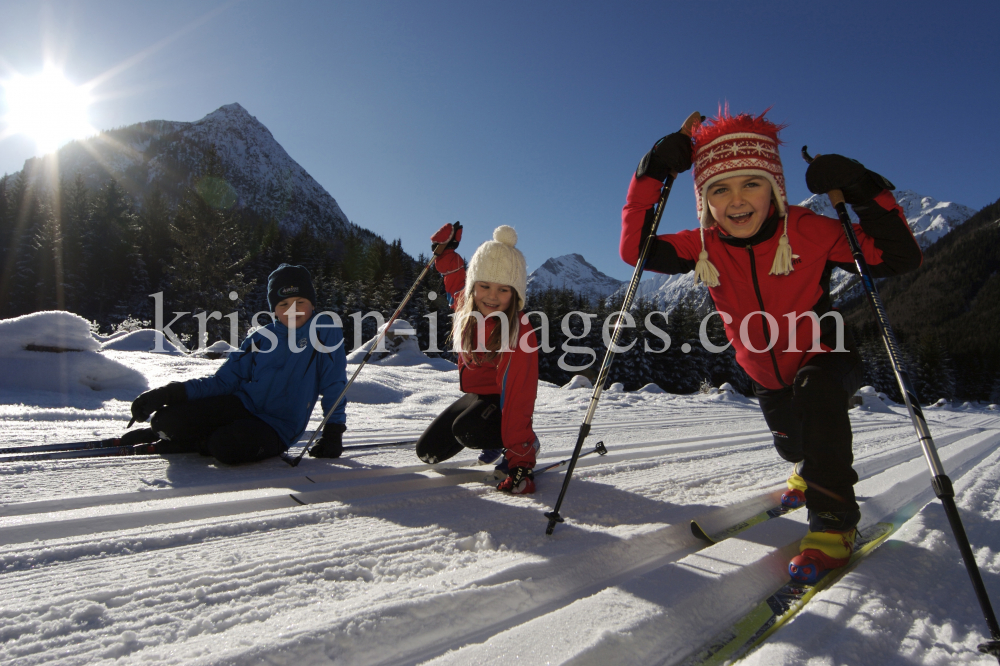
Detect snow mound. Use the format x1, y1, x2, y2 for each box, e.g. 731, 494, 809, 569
606, 382, 625, 393
0, 312, 147, 395
101, 329, 188, 355
190, 340, 238, 358
562, 375, 593, 390
345, 376, 411, 404
696, 382, 751, 403
852, 386, 894, 413
636, 383, 665, 394
347, 319, 449, 369
0, 311, 100, 354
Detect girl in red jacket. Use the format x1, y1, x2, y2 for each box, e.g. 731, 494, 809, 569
416, 224, 541, 495
621, 109, 921, 579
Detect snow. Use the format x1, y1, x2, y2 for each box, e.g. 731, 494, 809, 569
190, 340, 238, 356
853, 385, 896, 414
2, 315, 1000, 665
0, 312, 148, 398
562, 375, 593, 390
0, 311, 101, 353
101, 329, 188, 355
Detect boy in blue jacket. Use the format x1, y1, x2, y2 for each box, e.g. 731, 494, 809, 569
125, 264, 348, 463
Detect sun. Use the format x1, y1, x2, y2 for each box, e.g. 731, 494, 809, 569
1, 66, 95, 155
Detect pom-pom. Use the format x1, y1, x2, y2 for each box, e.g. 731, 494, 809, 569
493, 225, 518, 247
769, 218, 798, 277
694, 250, 721, 288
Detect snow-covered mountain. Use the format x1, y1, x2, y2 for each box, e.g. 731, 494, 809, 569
799, 190, 977, 249
801, 190, 977, 304
611, 190, 977, 310
17, 103, 355, 238
619, 271, 711, 310
526, 253, 624, 302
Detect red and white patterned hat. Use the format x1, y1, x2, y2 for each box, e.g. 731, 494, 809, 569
686, 108, 797, 288
692, 109, 788, 229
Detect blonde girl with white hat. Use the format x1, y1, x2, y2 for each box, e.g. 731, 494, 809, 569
416, 223, 541, 494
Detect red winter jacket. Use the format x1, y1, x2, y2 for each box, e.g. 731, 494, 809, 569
436, 250, 539, 447
620, 174, 922, 390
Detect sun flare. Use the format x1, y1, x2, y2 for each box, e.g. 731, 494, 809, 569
1, 67, 95, 155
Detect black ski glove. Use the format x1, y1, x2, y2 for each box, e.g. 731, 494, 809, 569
310, 422, 346, 458
130, 382, 187, 423
805, 154, 895, 206
636, 131, 693, 181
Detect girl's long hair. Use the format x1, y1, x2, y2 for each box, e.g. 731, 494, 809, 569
452, 284, 521, 365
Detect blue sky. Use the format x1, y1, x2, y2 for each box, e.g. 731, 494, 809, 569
1, 0, 998, 281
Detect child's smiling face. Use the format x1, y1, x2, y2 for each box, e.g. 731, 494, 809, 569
706, 175, 774, 239
473, 281, 513, 315
275, 297, 314, 328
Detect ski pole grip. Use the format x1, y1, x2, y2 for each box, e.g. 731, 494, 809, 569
668, 111, 703, 178
680, 110, 702, 137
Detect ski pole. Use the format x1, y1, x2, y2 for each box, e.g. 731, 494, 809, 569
281, 222, 462, 467
545, 112, 702, 535
803, 146, 1000, 660
534, 441, 607, 476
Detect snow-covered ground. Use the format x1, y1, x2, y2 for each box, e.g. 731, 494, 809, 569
2, 313, 1000, 665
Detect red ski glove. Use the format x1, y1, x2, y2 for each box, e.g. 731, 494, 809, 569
431, 222, 462, 256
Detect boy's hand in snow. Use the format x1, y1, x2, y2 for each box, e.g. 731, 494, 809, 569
309, 422, 346, 458
130, 382, 187, 423
805, 154, 895, 205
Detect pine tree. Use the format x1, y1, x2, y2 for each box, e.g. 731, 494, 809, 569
137, 189, 174, 295
60, 173, 90, 312
168, 186, 255, 347
0, 173, 34, 317
83, 178, 138, 323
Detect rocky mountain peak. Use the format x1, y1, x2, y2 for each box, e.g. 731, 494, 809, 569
16, 104, 355, 240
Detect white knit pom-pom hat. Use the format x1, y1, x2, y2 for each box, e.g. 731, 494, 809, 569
465, 225, 527, 311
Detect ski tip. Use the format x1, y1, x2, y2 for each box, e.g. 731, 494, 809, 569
691, 520, 716, 543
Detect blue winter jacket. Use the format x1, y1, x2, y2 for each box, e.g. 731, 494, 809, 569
183, 314, 347, 447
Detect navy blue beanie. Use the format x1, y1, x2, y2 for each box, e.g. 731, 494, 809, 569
267, 264, 317, 311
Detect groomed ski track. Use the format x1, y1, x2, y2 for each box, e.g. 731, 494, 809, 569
2, 396, 999, 665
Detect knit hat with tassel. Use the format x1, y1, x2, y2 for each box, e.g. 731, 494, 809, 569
690, 109, 794, 287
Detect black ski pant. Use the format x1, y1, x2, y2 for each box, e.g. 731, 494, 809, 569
754, 349, 865, 515
149, 395, 286, 465
416, 393, 502, 464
